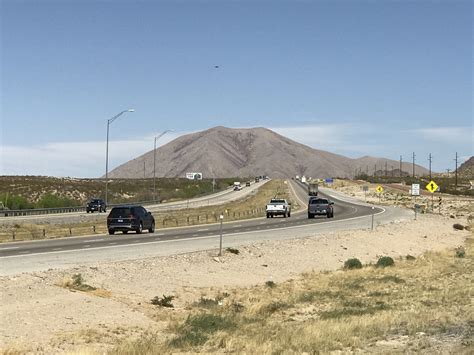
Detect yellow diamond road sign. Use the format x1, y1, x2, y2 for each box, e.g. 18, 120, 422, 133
426, 180, 438, 193
376, 185, 384, 193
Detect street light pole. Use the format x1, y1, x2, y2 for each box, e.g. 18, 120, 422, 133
105, 109, 134, 205
153, 130, 173, 202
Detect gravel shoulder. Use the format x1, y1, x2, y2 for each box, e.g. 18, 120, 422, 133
0, 185, 471, 353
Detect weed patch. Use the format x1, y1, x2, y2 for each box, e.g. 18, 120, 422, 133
169, 313, 235, 348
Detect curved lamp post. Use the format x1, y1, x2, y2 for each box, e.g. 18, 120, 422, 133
105, 109, 134, 205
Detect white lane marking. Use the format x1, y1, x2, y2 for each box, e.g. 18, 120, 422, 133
197, 228, 209, 232
108, 242, 117, 245
84, 239, 104, 243
0, 247, 20, 251
133, 240, 141, 243
154, 233, 165, 236
52, 248, 62, 251
192, 234, 199, 237
259, 222, 266, 225
83, 245, 91, 248
1, 207, 387, 259
233, 224, 242, 227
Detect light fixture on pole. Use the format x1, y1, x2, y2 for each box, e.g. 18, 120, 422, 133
153, 129, 174, 202
105, 109, 134, 205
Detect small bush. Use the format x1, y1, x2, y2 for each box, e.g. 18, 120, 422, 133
226, 247, 240, 255
343, 258, 363, 270
455, 246, 465, 258
406, 255, 416, 260
72, 273, 84, 287
265, 280, 276, 288
376, 256, 394, 268
453, 223, 465, 230
151, 295, 175, 308
63, 273, 96, 292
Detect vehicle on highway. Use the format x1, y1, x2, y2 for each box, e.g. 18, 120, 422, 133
255, 177, 260, 182
266, 198, 291, 218
107, 205, 155, 235
233, 181, 242, 191
308, 182, 319, 196
308, 197, 334, 218
245, 181, 251, 187
86, 198, 106, 213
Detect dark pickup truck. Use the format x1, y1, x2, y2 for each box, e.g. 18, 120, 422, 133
86, 198, 106, 213
308, 197, 334, 219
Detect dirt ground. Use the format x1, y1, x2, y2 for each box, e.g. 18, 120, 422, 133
0, 183, 472, 354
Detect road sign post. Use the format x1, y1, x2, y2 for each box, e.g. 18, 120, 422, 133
376, 186, 383, 203
371, 206, 375, 231
218, 214, 224, 256
425, 180, 438, 213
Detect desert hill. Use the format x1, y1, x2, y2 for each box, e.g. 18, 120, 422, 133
107, 126, 429, 179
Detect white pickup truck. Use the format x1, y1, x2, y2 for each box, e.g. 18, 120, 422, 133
266, 199, 291, 218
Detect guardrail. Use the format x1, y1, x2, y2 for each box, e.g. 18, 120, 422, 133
0, 200, 159, 217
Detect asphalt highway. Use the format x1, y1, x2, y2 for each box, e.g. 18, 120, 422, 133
0, 180, 383, 259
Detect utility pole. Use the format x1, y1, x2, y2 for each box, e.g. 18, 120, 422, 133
446, 168, 450, 177
454, 152, 458, 190
143, 161, 146, 178
391, 165, 394, 177
399, 155, 403, 178
412, 152, 416, 178
385, 161, 388, 177
428, 153, 432, 180
374, 164, 377, 177
366, 165, 369, 175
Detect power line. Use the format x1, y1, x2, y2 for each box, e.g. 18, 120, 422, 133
412, 152, 416, 178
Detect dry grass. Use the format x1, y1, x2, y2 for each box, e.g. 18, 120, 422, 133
106, 230, 473, 354
0, 180, 295, 242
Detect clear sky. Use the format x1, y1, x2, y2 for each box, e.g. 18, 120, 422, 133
1, 0, 472, 177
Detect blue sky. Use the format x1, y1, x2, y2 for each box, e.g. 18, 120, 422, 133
1, 0, 472, 177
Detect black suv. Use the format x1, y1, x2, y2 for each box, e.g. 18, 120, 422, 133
308, 197, 334, 218
107, 205, 155, 235
86, 198, 106, 213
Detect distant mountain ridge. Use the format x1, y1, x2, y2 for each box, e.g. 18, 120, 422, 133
107, 126, 429, 179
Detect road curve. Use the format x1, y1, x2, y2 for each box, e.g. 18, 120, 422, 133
0, 180, 412, 275
0, 179, 269, 225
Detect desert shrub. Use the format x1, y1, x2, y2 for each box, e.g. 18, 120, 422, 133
376, 256, 394, 268
455, 246, 466, 258
72, 273, 84, 286
2, 194, 34, 210
265, 280, 276, 288
151, 295, 175, 308
343, 258, 363, 270
226, 247, 240, 255
37, 193, 79, 208
406, 255, 416, 260
453, 223, 465, 230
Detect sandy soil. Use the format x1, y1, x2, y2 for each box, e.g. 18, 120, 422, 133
1, 181, 472, 353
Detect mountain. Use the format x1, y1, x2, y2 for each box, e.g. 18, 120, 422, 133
457, 156, 473, 178
107, 126, 429, 179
